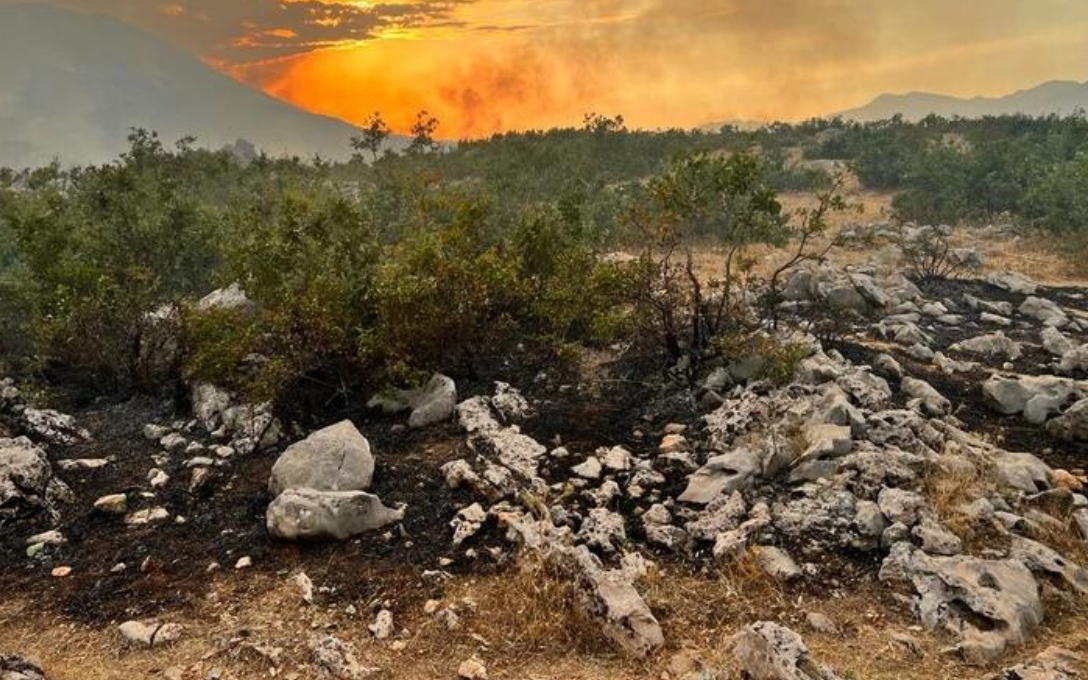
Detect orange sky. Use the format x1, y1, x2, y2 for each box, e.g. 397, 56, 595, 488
23, 0, 1088, 137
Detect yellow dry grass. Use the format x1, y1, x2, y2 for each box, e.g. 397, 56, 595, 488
3, 547, 1087, 680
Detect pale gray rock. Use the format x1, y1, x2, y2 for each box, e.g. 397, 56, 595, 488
118, 620, 183, 648
982, 375, 1076, 424
1041, 326, 1076, 357
879, 542, 1042, 658
1020, 296, 1068, 328
988, 271, 1037, 295
576, 508, 627, 554
994, 646, 1083, 680
950, 331, 1022, 361
877, 488, 927, 527
902, 377, 951, 417
755, 546, 802, 581
1047, 398, 1088, 442
310, 635, 375, 680
268, 420, 374, 496
20, 408, 89, 446
266, 488, 403, 541
912, 516, 963, 556
678, 447, 761, 505
731, 621, 844, 680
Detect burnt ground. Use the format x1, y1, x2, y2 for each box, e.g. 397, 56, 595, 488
3, 275, 1088, 640
0, 349, 681, 630
827, 277, 1088, 471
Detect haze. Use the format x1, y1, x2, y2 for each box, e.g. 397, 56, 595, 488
7, 0, 1088, 137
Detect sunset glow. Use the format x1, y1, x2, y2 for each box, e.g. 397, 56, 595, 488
21, 0, 1088, 137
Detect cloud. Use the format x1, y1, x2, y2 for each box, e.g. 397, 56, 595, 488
7, 0, 1088, 135
2, 0, 471, 62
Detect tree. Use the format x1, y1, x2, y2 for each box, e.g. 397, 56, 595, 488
628, 151, 786, 369
407, 110, 440, 155
351, 112, 391, 163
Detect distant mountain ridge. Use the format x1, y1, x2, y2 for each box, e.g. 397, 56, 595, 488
835, 80, 1088, 122
0, 2, 389, 168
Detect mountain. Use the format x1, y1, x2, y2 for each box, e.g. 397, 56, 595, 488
0, 2, 379, 168
835, 80, 1088, 122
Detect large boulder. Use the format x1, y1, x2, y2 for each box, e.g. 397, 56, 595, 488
988, 271, 1037, 295
879, 542, 1043, 661
268, 420, 374, 497
266, 488, 403, 540
982, 375, 1077, 424
731, 622, 844, 680
1019, 297, 1068, 328
0, 437, 70, 519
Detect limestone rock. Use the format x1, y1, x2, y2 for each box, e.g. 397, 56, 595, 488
731, 621, 844, 680
269, 420, 374, 496
267, 488, 403, 541
678, 447, 761, 505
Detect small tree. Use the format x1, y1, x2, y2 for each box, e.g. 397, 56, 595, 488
765, 173, 853, 328
407, 110, 440, 155
628, 151, 786, 371
351, 112, 391, 163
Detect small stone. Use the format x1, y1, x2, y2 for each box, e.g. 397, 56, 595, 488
457, 657, 488, 680
51, 566, 71, 578
119, 620, 183, 648
368, 609, 394, 639
805, 612, 839, 635
93, 493, 128, 514
234, 556, 252, 569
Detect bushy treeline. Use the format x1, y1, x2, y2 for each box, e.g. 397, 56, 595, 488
0, 125, 814, 405
736, 113, 1088, 229
4, 111, 1088, 405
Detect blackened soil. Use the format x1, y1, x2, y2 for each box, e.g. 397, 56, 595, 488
826, 277, 1088, 472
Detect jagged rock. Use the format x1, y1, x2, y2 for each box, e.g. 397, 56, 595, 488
491, 382, 531, 422
877, 488, 927, 526
118, 620, 183, 648
950, 331, 1022, 361
731, 621, 844, 680
1041, 327, 1076, 358
572, 456, 602, 479
545, 544, 663, 657
0, 654, 48, 680
983, 375, 1077, 424
879, 542, 1042, 660
408, 374, 457, 428
902, 377, 951, 417
310, 635, 375, 680
772, 487, 860, 549
1020, 297, 1068, 328
0, 437, 71, 519
994, 646, 1083, 680
678, 447, 761, 505
933, 352, 979, 374
450, 503, 486, 547
197, 283, 256, 313
577, 508, 627, 553
268, 420, 374, 497
19, 408, 89, 446
805, 612, 839, 635
988, 271, 1037, 295
55, 458, 109, 471
266, 488, 403, 541
1046, 399, 1088, 441
873, 353, 903, 380
192, 383, 281, 452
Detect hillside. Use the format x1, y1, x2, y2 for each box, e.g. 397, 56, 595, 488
837, 79, 1088, 122
0, 2, 377, 168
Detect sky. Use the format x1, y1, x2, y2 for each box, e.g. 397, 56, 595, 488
15, 0, 1088, 137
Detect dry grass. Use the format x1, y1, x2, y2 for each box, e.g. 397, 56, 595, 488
3, 546, 1088, 680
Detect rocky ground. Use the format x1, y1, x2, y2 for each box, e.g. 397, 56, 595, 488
2, 224, 1088, 680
